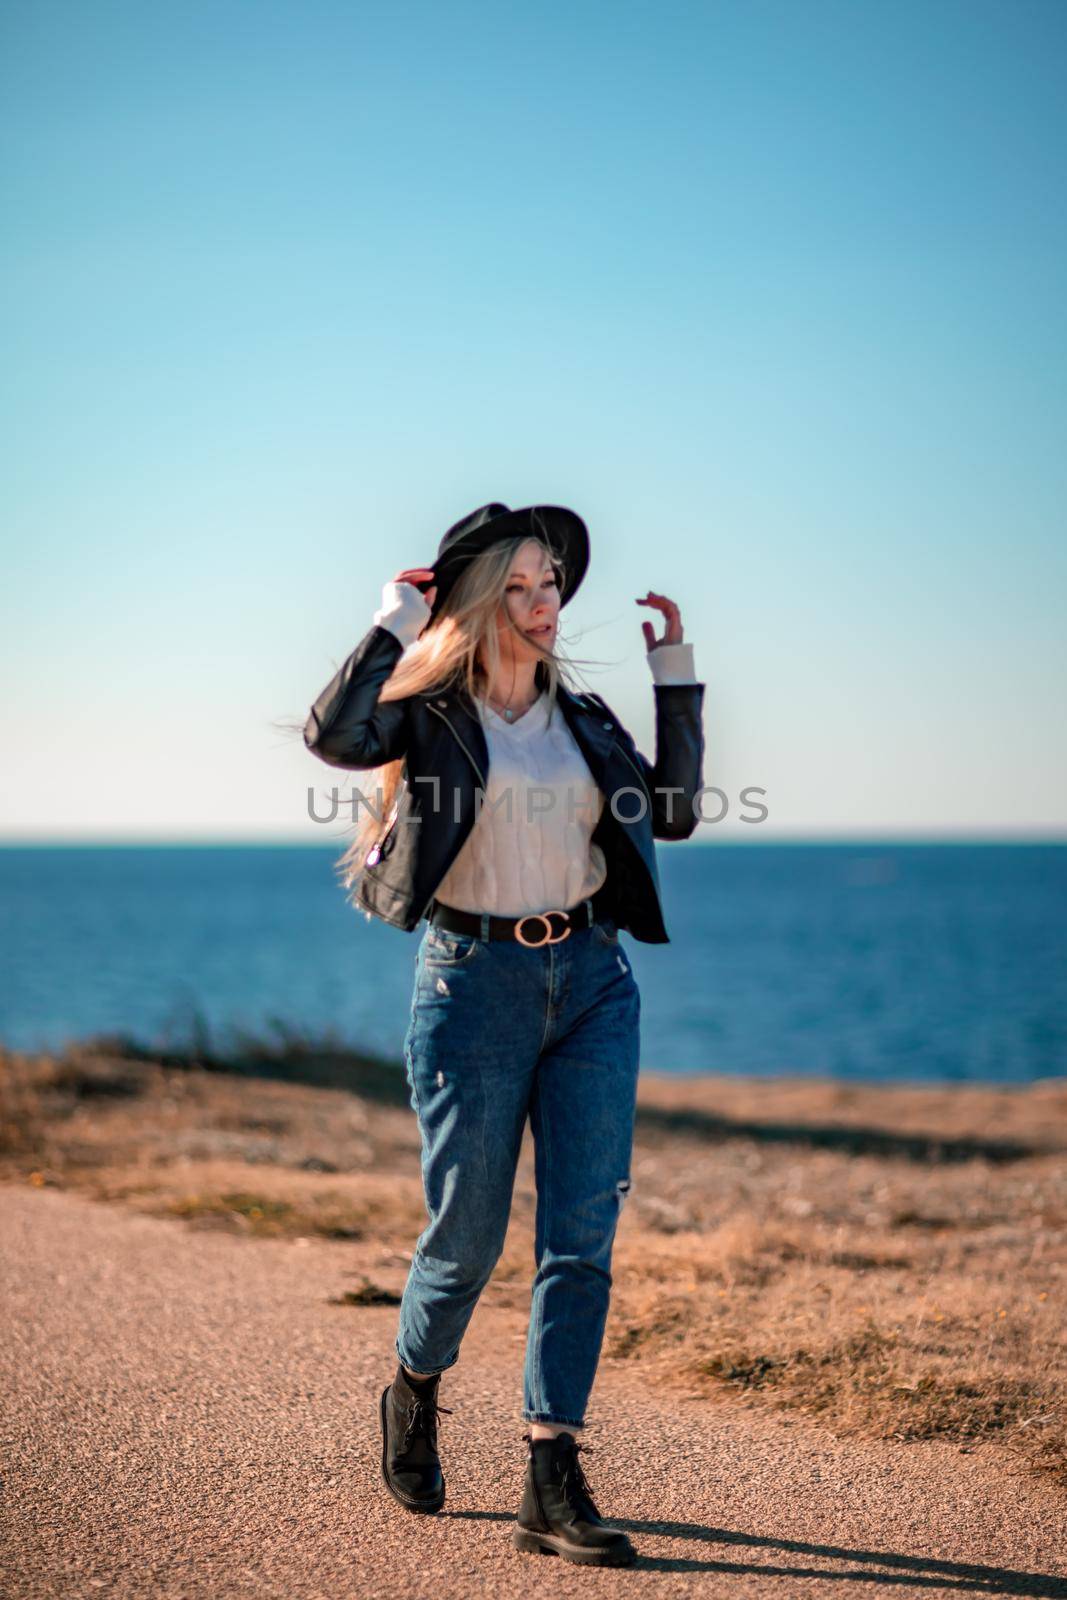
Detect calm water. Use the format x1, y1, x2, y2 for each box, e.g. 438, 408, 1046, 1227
1, 843, 1064, 1083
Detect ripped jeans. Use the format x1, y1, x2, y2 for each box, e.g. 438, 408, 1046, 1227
396, 909, 641, 1430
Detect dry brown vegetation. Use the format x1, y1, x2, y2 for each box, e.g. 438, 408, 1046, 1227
2, 1038, 1064, 1489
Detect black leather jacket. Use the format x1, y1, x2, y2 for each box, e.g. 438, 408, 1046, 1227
304, 624, 706, 943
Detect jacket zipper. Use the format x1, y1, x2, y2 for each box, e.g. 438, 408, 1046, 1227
426, 702, 488, 789
364, 797, 400, 867
417, 702, 489, 925
584, 692, 655, 810
614, 738, 654, 809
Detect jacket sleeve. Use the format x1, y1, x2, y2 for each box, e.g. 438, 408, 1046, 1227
598, 678, 706, 842
303, 625, 412, 769
642, 682, 706, 840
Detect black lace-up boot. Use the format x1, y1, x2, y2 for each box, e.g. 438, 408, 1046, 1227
379, 1364, 451, 1514
513, 1431, 637, 1566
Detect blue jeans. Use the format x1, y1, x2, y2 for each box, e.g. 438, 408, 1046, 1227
395, 907, 641, 1430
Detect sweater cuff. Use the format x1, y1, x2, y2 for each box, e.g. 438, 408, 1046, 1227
647, 640, 698, 685
372, 580, 432, 649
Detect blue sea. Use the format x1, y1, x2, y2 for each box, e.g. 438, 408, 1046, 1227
1, 843, 1064, 1083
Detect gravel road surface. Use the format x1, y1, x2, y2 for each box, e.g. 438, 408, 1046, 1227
2, 1184, 1065, 1598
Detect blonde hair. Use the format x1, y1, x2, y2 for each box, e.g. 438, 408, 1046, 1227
335, 515, 596, 907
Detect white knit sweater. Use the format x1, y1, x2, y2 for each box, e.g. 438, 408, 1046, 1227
371, 580, 699, 917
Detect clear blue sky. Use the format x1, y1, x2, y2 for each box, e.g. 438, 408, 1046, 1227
2, 0, 1064, 841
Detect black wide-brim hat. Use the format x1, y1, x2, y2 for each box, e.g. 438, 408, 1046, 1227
427, 502, 589, 621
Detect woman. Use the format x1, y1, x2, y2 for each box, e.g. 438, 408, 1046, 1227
304, 502, 705, 1567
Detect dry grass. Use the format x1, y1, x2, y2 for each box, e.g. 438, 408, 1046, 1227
2, 1038, 1065, 1488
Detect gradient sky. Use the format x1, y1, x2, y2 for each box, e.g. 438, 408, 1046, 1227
2, 0, 1064, 842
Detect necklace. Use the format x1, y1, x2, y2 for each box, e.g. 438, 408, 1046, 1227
486, 688, 541, 723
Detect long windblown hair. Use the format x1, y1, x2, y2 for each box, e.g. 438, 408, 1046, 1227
334, 516, 593, 908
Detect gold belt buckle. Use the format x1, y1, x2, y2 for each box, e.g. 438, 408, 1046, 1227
514, 909, 572, 948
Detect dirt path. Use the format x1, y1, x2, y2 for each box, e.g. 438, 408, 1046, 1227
2, 1183, 1065, 1599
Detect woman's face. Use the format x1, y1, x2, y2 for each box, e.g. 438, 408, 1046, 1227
498, 539, 561, 659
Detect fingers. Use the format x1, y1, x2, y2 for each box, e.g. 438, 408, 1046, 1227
636, 591, 683, 648
635, 589, 679, 616
394, 567, 437, 613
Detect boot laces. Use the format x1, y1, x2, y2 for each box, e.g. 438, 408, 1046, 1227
522, 1433, 599, 1516
402, 1395, 452, 1451
560, 1441, 597, 1512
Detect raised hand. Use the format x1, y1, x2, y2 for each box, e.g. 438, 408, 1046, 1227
635, 589, 683, 651
394, 566, 437, 620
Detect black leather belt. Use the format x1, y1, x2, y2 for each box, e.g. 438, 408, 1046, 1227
427, 883, 617, 947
